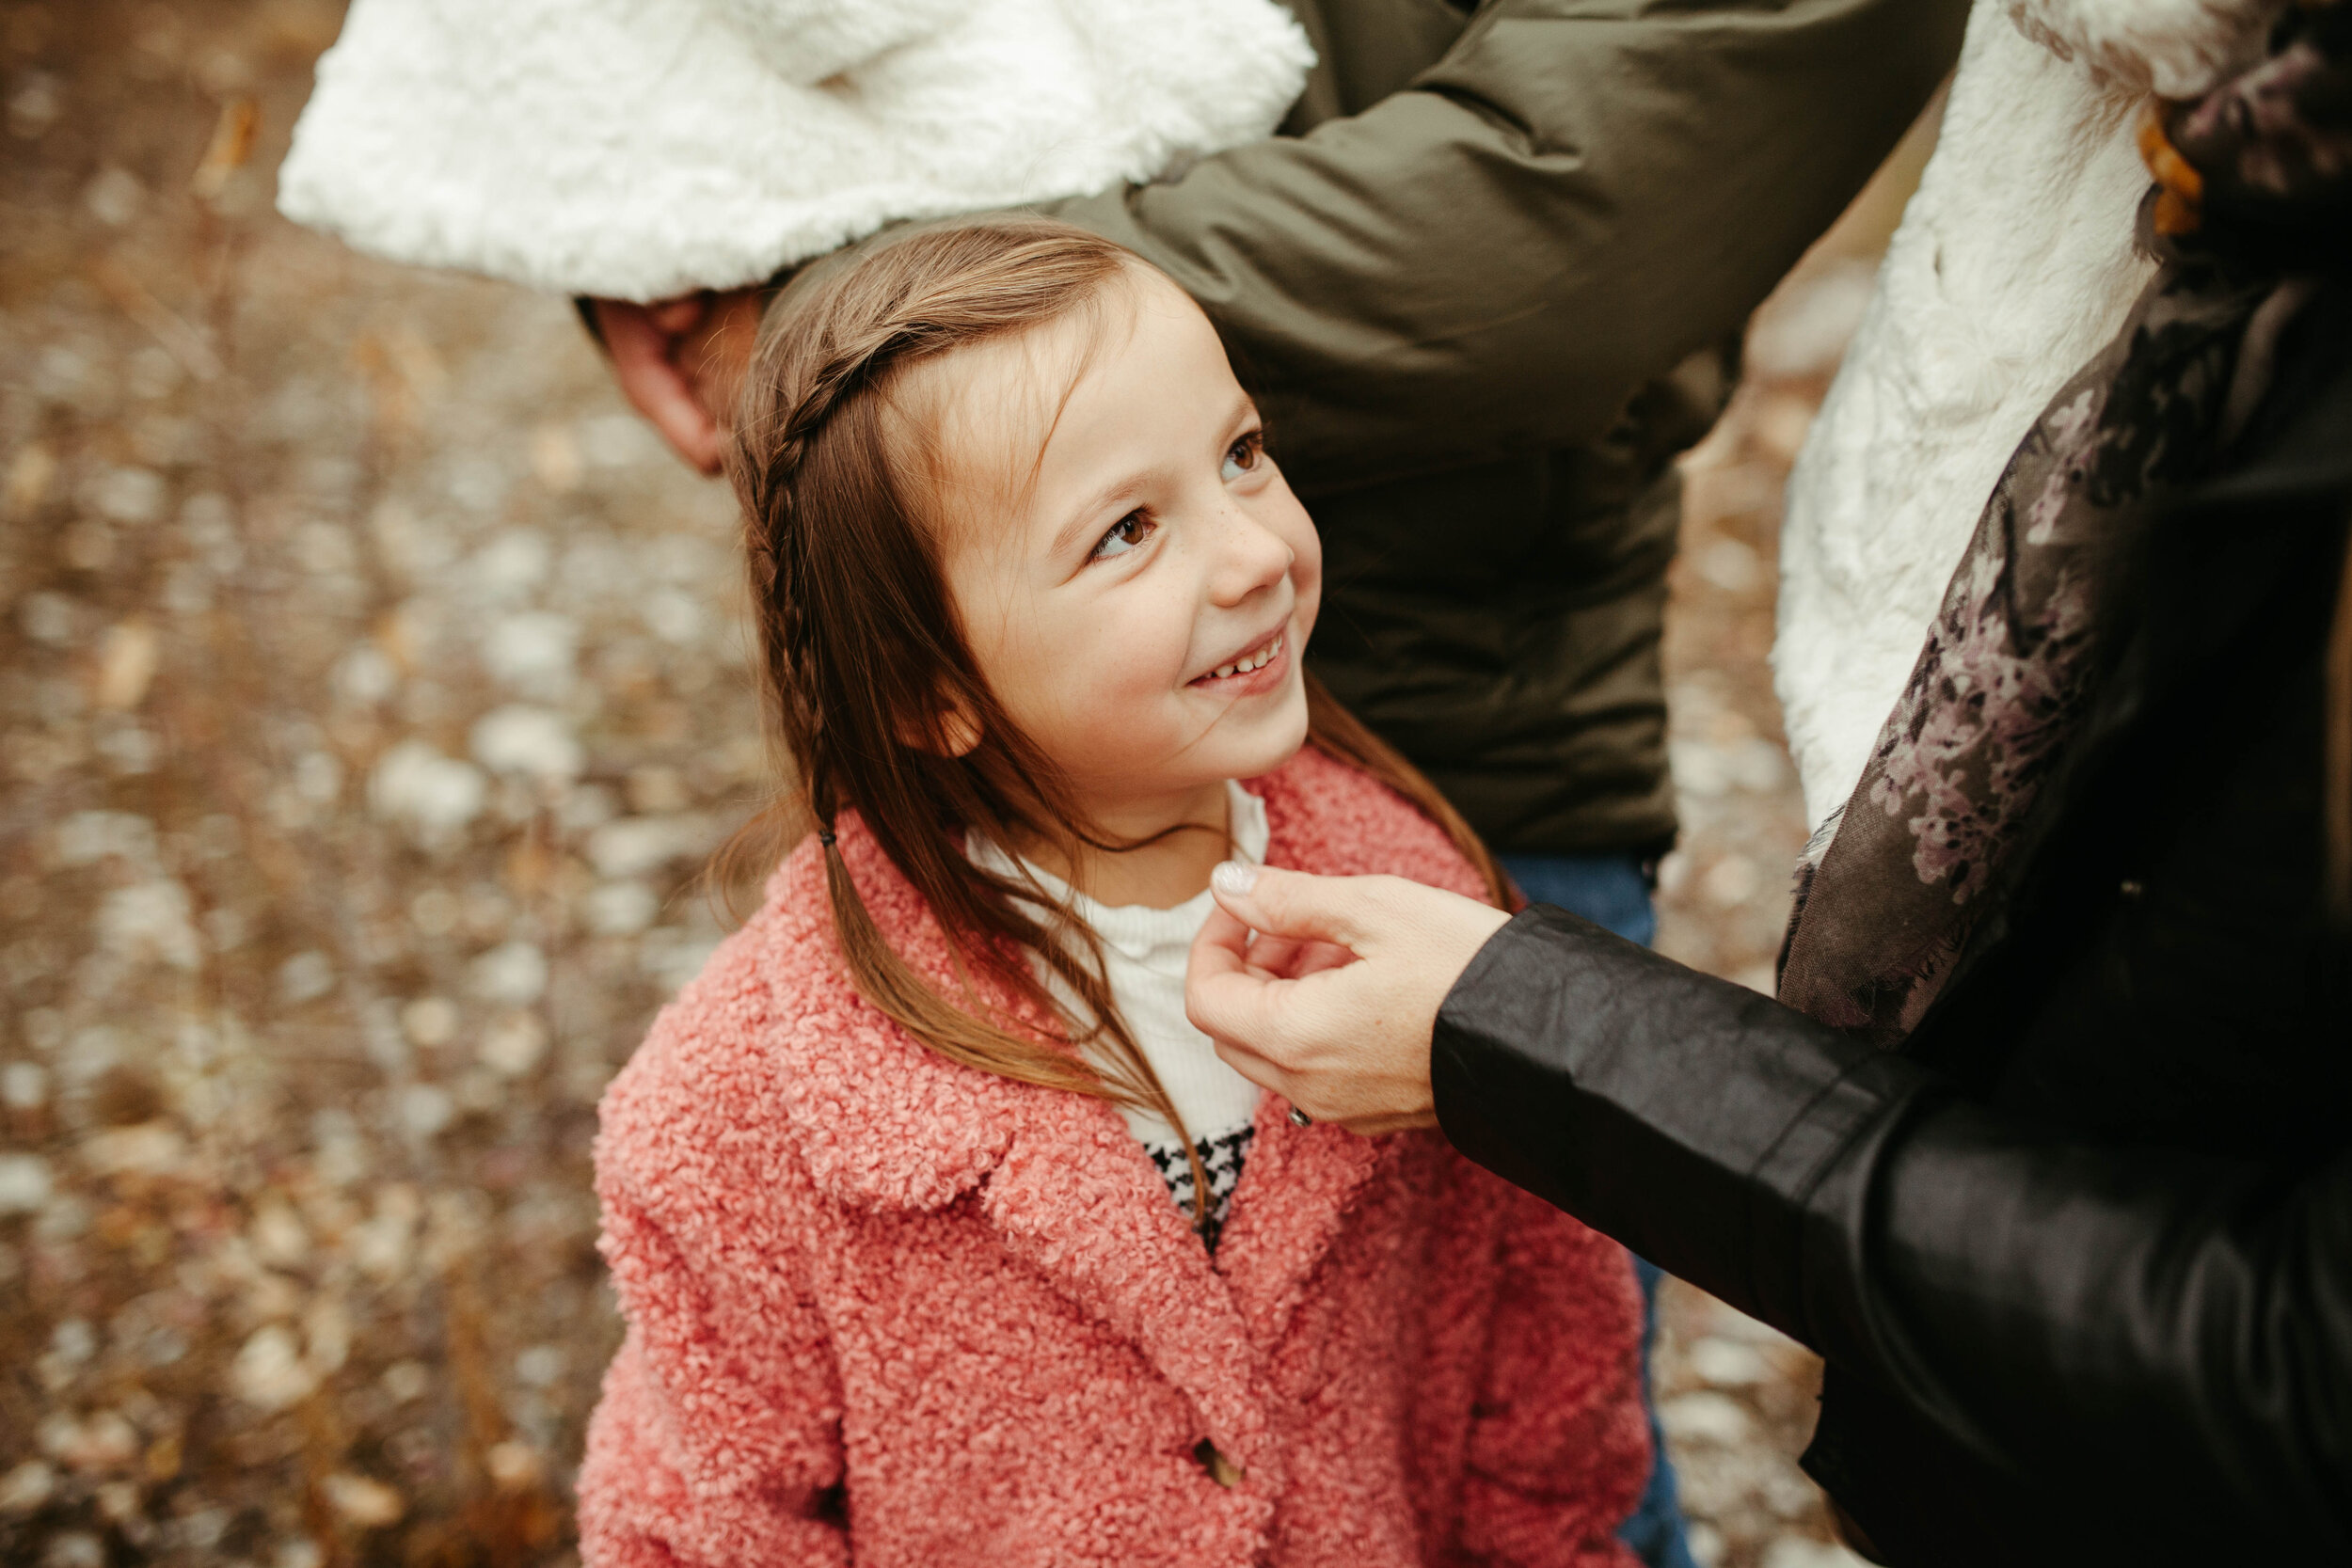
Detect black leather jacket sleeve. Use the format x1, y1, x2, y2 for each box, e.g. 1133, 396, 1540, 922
1431, 906, 2352, 1545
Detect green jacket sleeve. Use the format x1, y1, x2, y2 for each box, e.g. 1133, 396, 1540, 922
1043, 0, 1967, 492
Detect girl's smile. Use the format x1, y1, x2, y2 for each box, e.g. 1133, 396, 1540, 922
1188, 628, 1287, 690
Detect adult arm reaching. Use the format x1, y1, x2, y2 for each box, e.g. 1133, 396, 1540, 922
1185, 866, 2352, 1560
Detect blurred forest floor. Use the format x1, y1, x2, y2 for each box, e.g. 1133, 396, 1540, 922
0, 4, 1938, 1565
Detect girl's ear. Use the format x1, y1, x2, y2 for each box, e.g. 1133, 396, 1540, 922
900, 694, 982, 757
937, 703, 982, 758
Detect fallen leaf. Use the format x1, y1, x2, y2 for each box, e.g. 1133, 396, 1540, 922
95, 619, 160, 710
322, 1471, 404, 1528
191, 96, 258, 201
5, 442, 55, 518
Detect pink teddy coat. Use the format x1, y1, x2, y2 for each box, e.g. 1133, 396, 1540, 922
579, 748, 1648, 1567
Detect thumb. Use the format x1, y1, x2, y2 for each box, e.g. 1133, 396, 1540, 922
1207, 863, 1375, 952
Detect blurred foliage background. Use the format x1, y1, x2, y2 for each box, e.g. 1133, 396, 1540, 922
0, 4, 1936, 1564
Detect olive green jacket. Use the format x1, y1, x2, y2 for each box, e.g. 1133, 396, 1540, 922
1048, 0, 1965, 854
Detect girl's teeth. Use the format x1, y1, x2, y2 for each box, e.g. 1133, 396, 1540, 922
1209, 633, 1281, 681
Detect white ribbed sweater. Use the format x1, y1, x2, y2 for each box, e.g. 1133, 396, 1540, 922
969, 783, 1268, 1217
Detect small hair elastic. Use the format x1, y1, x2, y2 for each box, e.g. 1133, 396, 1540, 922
818, 827, 837, 848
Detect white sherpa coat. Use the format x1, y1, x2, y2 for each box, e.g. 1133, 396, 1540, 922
277, 0, 1315, 302
1773, 0, 2285, 831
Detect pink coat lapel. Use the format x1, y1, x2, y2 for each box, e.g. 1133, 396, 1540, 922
1214, 1098, 1389, 1352
981, 1091, 1276, 1473
759, 827, 1277, 1473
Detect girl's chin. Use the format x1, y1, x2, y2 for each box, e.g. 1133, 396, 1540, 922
1240, 736, 1310, 782
1210, 693, 1311, 781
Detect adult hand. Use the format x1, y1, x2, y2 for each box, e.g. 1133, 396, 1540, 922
588, 288, 767, 474
1185, 863, 1510, 1136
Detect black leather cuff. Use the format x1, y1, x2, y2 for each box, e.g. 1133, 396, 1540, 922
1432, 904, 1941, 1356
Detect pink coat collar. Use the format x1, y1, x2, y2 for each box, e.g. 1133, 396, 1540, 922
750, 752, 1442, 1479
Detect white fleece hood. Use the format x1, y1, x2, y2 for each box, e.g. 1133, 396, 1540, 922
276, 0, 1316, 301
1774, 0, 2286, 833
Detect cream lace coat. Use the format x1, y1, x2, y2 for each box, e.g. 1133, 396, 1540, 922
1775, 0, 2287, 831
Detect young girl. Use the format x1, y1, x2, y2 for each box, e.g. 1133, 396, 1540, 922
578, 217, 1648, 1567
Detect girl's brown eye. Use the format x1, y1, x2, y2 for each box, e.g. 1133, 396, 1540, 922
1090, 511, 1156, 561
1221, 432, 1263, 482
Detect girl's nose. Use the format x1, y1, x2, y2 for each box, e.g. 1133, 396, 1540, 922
1206, 506, 1295, 607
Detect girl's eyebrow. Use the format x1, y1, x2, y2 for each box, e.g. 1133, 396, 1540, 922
1044, 391, 1261, 560
1047, 475, 1148, 560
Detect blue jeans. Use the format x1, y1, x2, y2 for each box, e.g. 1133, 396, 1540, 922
1497, 856, 1697, 1568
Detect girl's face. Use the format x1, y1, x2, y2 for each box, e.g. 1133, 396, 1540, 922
923, 268, 1321, 827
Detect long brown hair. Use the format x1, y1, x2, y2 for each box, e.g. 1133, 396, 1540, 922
720, 217, 1506, 1229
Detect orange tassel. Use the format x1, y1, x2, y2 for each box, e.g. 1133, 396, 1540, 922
2138, 105, 2206, 236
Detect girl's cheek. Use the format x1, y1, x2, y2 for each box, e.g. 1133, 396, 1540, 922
1092, 619, 1172, 709
1289, 539, 1323, 638
1285, 499, 1323, 588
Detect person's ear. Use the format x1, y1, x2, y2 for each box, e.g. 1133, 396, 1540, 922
898, 694, 981, 757
588, 289, 762, 476
593, 296, 726, 474
936, 704, 981, 758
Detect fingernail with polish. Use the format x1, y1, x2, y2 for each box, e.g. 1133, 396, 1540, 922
1211, 861, 1259, 898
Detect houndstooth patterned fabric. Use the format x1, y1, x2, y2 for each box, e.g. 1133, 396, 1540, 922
1148, 1124, 1255, 1250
